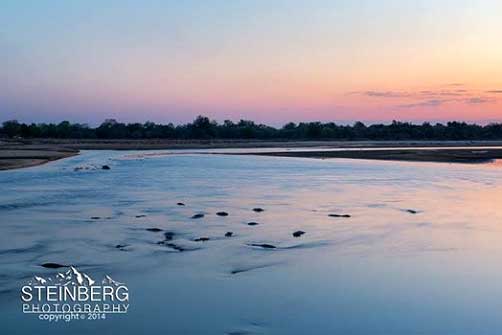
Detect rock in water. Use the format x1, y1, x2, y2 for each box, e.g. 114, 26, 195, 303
406, 209, 418, 214
41, 263, 67, 269
177, 202, 185, 206
247, 222, 259, 226
165, 243, 184, 252
164, 232, 175, 241
328, 214, 351, 218
90, 216, 101, 220
292, 230, 305, 237
191, 213, 204, 219
253, 208, 264, 212
216, 211, 229, 216
248, 243, 276, 249
102, 165, 111, 170
135, 214, 147, 218
225, 232, 233, 237
146, 228, 163, 232
194, 237, 210, 242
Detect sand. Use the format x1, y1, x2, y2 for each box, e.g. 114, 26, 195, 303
231, 148, 502, 163
3, 138, 502, 170
0, 144, 79, 170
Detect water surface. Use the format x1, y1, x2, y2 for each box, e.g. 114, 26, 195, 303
1, 150, 502, 334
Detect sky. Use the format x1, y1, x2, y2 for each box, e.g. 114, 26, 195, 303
2, 0, 502, 125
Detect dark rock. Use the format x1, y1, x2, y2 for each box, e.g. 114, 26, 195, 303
406, 209, 418, 214
253, 208, 264, 212
90, 216, 101, 220
194, 237, 210, 242
102, 165, 111, 170
157, 231, 176, 245
293, 230, 305, 238
41, 263, 67, 269
115, 244, 129, 249
135, 215, 147, 218
225, 232, 233, 237
328, 214, 351, 218
191, 213, 204, 219
216, 211, 229, 216
247, 222, 259, 226
177, 202, 185, 206
230, 264, 272, 274
163, 232, 175, 241
146, 228, 163, 232
248, 243, 276, 249
165, 243, 184, 252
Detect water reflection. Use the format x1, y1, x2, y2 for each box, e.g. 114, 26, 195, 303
1, 151, 502, 334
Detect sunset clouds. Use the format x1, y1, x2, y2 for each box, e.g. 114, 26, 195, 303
351, 86, 500, 110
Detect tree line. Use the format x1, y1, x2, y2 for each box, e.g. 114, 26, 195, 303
3, 116, 502, 141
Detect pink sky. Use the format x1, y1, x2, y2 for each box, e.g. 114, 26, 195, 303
2, 1, 502, 125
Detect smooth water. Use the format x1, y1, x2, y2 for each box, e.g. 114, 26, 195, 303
1, 150, 502, 334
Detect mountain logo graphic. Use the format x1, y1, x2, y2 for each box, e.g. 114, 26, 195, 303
27, 266, 122, 287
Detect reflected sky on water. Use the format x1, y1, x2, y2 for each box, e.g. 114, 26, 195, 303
1, 151, 502, 334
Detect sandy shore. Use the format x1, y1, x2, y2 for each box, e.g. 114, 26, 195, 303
231, 148, 502, 163
0, 141, 79, 170
3, 138, 502, 169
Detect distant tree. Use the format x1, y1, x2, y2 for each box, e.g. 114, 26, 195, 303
2, 115, 502, 141
2, 120, 21, 137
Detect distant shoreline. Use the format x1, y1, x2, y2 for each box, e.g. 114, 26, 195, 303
3, 138, 502, 170
228, 148, 502, 164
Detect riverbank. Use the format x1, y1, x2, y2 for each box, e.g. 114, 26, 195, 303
0, 141, 79, 170
8, 138, 502, 150
4, 139, 502, 169
230, 148, 502, 163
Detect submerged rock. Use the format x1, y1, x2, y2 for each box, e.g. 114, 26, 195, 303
194, 237, 210, 242
146, 228, 163, 232
157, 232, 176, 245
292, 230, 306, 238
328, 214, 351, 218
177, 202, 185, 206
248, 243, 276, 249
165, 243, 184, 252
74, 165, 96, 172
253, 208, 264, 212
41, 263, 67, 269
102, 165, 111, 170
163, 232, 175, 241
247, 222, 259, 226
225, 232, 233, 237
216, 211, 229, 216
230, 263, 273, 275
191, 213, 204, 219
115, 244, 129, 251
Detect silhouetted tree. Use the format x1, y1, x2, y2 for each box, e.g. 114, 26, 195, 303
3, 116, 502, 141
